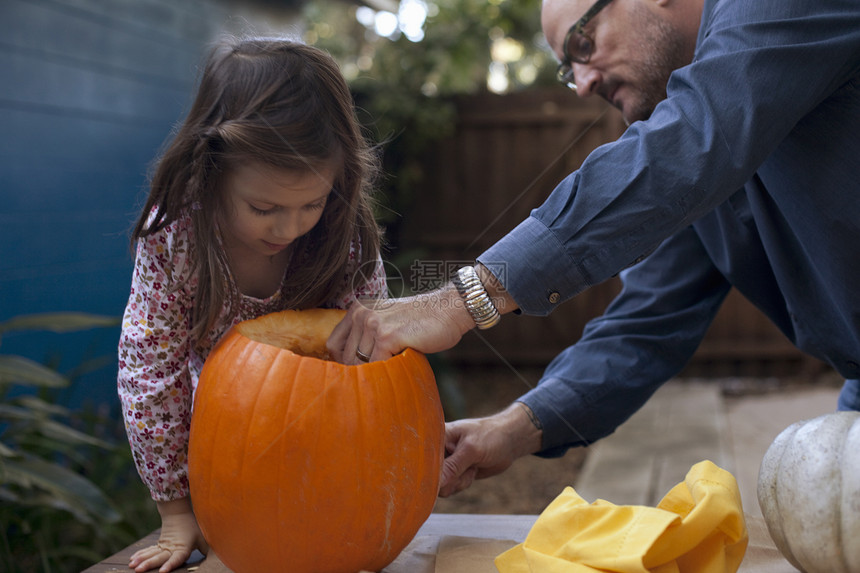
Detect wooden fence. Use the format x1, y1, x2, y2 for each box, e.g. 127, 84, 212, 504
399, 89, 826, 378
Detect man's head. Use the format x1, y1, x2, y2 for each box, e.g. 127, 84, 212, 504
542, 0, 703, 123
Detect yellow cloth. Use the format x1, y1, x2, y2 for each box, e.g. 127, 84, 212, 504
495, 461, 748, 573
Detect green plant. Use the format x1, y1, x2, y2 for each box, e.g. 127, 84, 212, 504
303, 0, 550, 251
0, 312, 158, 572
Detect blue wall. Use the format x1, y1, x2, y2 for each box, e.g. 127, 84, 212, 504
0, 0, 234, 407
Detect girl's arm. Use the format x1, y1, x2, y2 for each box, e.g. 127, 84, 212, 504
118, 220, 195, 501
118, 217, 205, 572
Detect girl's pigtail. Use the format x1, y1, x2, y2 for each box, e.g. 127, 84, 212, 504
187, 122, 238, 346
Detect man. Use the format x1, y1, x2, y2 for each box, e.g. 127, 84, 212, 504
328, 0, 860, 496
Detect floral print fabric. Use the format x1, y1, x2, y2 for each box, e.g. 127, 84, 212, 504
117, 212, 386, 501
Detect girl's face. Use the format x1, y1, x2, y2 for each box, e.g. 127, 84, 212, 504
221, 161, 335, 258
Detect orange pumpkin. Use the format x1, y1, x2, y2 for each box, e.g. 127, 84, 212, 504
187, 309, 445, 573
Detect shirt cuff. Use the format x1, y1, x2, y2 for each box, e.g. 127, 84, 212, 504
517, 378, 596, 456
477, 216, 587, 317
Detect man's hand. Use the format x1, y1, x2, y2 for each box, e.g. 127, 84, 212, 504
327, 264, 518, 365
327, 286, 475, 364
439, 402, 543, 497
129, 498, 209, 573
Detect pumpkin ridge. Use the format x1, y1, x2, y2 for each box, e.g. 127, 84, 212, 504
349, 360, 377, 562
267, 357, 335, 459
273, 352, 304, 568
191, 330, 246, 534
272, 351, 312, 563
390, 354, 428, 539
788, 421, 824, 572
297, 355, 335, 567
833, 413, 856, 573
779, 429, 798, 555
237, 341, 270, 498
244, 349, 291, 464
223, 340, 272, 570
192, 333, 235, 558
238, 345, 285, 570
844, 420, 860, 572
381, 360, 404, 560
759, 424, 802, 570
394, 355, 431, 564
836, 431, 846, 573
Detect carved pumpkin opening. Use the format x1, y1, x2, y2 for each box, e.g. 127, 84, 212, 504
234, 308, 345, 360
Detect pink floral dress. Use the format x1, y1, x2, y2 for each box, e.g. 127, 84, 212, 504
117, 212, 386, 501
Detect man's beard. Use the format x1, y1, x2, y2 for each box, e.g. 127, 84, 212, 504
622, 6, 690, 123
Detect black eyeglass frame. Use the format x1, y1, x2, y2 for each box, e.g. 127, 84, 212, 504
556, 0, 613, 90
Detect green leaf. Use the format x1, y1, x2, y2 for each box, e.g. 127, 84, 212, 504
0, 403, 41, 423
11, 395, 69, 417
0, 485, 18, 502
0, 312, 119, 336
0, 355, 69, 388
1, 455, 121, 524
37, 419, 114, 449
0, 403, 112, 449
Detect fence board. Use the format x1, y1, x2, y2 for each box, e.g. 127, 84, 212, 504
400, 89, 825, 377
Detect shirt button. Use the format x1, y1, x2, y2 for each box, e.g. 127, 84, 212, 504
548, 291, 560, 304
848, 361, 859, 370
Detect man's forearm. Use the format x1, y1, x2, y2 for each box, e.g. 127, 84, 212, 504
500, 401, 543, 459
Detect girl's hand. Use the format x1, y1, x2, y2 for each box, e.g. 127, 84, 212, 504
327, 286, 475, 365
129, 498, 209, 573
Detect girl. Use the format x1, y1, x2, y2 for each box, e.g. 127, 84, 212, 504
118, 37, 387, 573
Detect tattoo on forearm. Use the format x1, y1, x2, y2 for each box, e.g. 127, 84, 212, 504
518, 402, 543, 430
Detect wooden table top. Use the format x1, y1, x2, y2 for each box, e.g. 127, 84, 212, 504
83, 512, 793, 573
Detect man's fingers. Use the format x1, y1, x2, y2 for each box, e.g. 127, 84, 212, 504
326, 320, 348, 362
439, 464, 477, 497
327, 305, 360, 363
439, 444, 478, 496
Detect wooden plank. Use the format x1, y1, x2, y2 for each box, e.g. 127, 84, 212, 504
85, 512, 799, 572
575, 381, 731, 506
403, 89, 811, 375
82, 531, 204, 573
83, 515, 539, 573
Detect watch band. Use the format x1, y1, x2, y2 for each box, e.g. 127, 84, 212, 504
452, 266, 501, 330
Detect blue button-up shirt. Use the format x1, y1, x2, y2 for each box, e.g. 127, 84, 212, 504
478, 0, 860, 454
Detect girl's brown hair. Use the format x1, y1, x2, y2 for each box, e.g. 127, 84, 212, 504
133, 37, 383, 343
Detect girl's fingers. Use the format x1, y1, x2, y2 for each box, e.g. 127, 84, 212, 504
162, 550, 191, 573
130, 544, 170, 572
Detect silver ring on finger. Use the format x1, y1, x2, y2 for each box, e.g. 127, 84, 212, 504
355, 349, 371, 362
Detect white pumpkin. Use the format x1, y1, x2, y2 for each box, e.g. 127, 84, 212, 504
757, 411, 860, 573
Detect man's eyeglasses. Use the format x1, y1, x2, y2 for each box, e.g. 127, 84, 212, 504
556, 0, 613, 91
